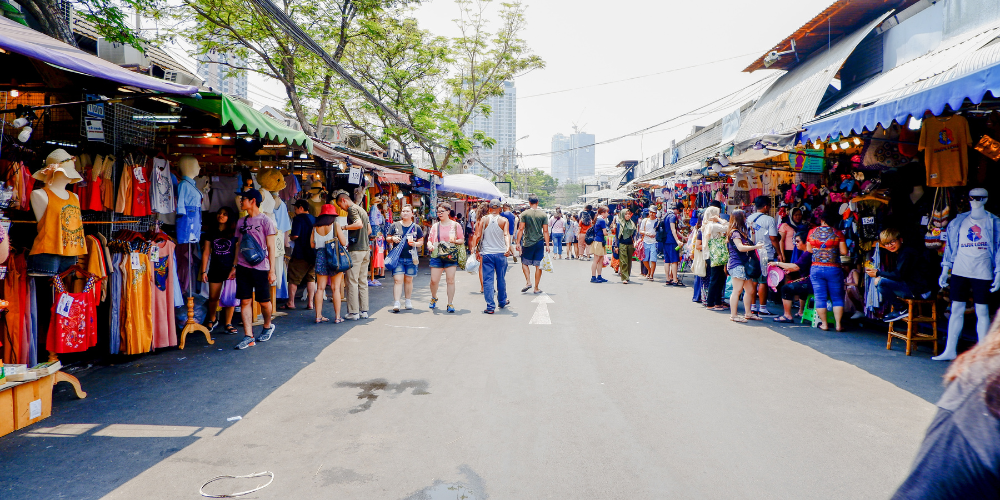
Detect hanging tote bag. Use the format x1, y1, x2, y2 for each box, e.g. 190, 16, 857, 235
324, 237, 353, 274
219, 278, 238, 307
925, 187, 950, 254
691, 246, 707, 277
383, 224, 413, 271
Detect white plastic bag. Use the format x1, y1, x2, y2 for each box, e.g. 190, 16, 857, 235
541, 252, 553, 273
465, 254, 480, 273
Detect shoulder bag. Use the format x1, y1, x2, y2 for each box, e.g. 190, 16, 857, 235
433, 223, 460, 263
383, 223, 412, 270
239, 216, 266, 266
324, 232, 353, 274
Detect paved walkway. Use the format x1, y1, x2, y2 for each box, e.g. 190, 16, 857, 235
1, 258, 944, 499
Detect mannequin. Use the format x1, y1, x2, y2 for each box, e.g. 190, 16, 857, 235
934, 188, 1000, 361
28, 149, 86, 275
307, 181, 325, 217
176, 155, 203, 244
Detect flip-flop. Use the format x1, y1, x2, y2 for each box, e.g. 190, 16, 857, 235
521, 285, 532, 293
483, 309, 495, 314
730, 316, 747, 323
315, 317, 330, 323
746, 314, 763, 321
533, 289, 544, 294
333, 318, 345, 324
772, 316, 794, 323
278, 304, 295, 310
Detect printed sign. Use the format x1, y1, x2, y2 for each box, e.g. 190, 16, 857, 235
85, 94, 104, 119
85, 119, 105, 141
348, 167, 362, 185
789, 149, 825, 173
29, 399, 41, 419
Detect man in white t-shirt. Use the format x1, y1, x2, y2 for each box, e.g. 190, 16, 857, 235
638, 208, 658, 279
746, 196, 781, 315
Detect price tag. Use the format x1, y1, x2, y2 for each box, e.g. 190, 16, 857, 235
920, 216, 930, 225
348, 167, 362, 184
133, 166, 146, 184
130, 252, 141, 269
151, 246, 160, 264
56, 293, 74, 317
862, 217, 875, 225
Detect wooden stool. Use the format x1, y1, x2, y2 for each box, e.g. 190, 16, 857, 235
887, 298, 938, 356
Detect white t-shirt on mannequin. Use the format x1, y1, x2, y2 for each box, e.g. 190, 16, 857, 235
953, 215, 994, 280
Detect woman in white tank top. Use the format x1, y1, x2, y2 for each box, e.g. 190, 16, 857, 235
311, 205, 348, 324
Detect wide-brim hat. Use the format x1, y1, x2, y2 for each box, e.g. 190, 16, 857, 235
33, 149, 83, 183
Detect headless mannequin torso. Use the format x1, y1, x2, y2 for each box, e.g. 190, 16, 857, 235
30, 171, 72, 222
935, 188, 998, 361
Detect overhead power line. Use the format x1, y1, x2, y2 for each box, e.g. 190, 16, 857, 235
246, 0, 445, 147
517, 50, 767, 100
521, 74, 778, 158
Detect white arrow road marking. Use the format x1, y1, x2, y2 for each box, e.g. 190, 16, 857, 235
529, 293, 554, 325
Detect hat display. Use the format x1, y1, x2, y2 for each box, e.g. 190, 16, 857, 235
33, 149, 83, 183
310, 181, 324, 191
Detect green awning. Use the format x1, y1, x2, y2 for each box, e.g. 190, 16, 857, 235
172, 93, 312, 152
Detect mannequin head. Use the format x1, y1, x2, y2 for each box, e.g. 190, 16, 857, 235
33, 149, 82, 190
970, 188, 989, 212
178, 155, 200, 178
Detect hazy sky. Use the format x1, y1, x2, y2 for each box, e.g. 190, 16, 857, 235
251, 0, 836, 174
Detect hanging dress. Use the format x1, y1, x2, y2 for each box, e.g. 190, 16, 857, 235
120, 252, 154, 354
101, 155, 116, 211
47, 274, 98, 353
151, 240, 178, 349
2, 253, 26, 364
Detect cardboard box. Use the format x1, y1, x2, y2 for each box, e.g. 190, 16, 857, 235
13, 375, 53, 430
0, 389, 13, 437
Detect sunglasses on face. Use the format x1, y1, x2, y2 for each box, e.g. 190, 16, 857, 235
971, 195, 988, 201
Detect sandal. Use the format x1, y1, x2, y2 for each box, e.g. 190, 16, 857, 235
222, 324, 239, 335
333, 317, 345, 324
818, 323, 829, 331
730, 316, 747, 323
278, 304, 295, 310
206, 319, 219, 331
745, 314, 762, 321
315, 317, 330, 324
772, 316, 794, 323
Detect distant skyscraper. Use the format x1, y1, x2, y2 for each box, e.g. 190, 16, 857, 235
196, 49, 248, 99
550, 133, 571, 182
462, 80, 516, 177
550, 128, 596, 184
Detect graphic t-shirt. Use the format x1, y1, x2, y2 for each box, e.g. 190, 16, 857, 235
201, 231, 238, 274
919, 115, 971, 187
520, 208, 548, 247
236, 214, 277, 270
953, 216, 994, 280
593, 218, 608, 244
290, 213, 316, 261
748, 212, 779, 260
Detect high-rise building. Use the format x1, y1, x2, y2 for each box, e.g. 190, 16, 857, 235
196, 49, 248, 99
550, 133, 571, 183
550, 128, 596, 184
462, 80, 516, 177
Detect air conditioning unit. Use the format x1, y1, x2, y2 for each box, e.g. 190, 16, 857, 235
163, 70, 204, 88
346, 134, 366, 150
317, 125, 344, 143
97, 39, 151, 69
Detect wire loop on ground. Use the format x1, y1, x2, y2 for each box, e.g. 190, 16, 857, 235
200, 471, 274, 498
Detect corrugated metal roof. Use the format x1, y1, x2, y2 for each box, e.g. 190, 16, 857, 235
70, 14, 202, 82
744, 0, 921, 73
735, 12, 894, 143
820, 21, 1000, 114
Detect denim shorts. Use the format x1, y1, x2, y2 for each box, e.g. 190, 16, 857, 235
429, 257, 458, 268
728, 265, 747, 280
642, 242, 658, 262
388, 257, 418, 276
28, 253, 78, 276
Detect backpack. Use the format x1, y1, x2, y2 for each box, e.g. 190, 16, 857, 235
580, 211, 593, 226
585, 226, 596, 245
655, 219, 668, 243
238, 217, 266, 266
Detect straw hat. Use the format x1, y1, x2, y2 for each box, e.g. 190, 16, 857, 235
33, 149, 83, 183
256, 168, 286, 192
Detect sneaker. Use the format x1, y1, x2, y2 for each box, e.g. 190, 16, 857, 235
850, 311, 865, 320
372, 279, 382, 287
345, 313, 360, 320
447, 304, 455, 313
429, 297, 438, 309
257, 324, 275, 342
498, 300, 510, 309
750, 304, 759, 313
393, 301, 401, 313
590, 276, 598, 283
360, 311, 369, 319
367, 280, 377, 287
234, 336, 256, 350
757, 306, 772, 316
596, 276, 608, 283
884, 310, 909, 323
404, 299, 413, 310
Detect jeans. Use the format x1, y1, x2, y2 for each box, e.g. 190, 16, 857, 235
810, 265, 844, 308
552, 233, 564, 255
878, 277, 914, 311
707, 265, 726, 307
481, 253, 508, 310
618, 243, 634, 281
346, 250, 371, 313
692, 276, 703, 301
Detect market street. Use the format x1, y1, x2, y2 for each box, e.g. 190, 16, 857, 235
2, 260, 944, 499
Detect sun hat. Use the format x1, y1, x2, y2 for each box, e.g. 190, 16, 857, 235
33, 149, 83, 183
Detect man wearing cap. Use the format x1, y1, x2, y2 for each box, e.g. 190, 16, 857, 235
284, 199, 316, 310
335, 190, 373, 320
231, 188, 278, 349
471, 199, 512, 313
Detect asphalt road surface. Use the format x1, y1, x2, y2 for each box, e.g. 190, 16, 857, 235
2, 257, 946, 500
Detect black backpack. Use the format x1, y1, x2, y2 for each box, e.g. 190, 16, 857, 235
580, 211, 593, 226
585, 226, 596, 245
655, 219, 668, 243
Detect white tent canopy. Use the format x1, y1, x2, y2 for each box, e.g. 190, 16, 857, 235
436, 174, 504, 200
579, 189, 632, 200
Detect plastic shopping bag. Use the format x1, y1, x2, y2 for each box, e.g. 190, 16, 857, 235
465, 254, 480, 273
541, 252, 553, 273
220, 278, 238, 307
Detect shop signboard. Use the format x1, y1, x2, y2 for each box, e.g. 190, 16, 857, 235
85, 94, 104, 120
789, 149, 824, 173
85, 118, 105, 141
348, 167, 362, 184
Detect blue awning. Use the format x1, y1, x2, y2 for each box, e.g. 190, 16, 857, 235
803, 33, 1000, 142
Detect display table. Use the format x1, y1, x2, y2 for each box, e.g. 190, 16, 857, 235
0, 368, 86, 437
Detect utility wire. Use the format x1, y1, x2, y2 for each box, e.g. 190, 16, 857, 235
521, 73, 778, 158
517, 50, 767, 100
246, 0, 446, 148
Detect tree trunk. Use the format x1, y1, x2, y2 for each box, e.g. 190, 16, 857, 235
21, 0, 78, 47
286, 84, 315, 137
313, 73, 333, 134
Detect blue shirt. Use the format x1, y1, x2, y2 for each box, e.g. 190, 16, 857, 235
290, 213, 316, 260
664, 213, 678, 244
176, 177, 203, 244
501, 211, 516, 236
594, 218, 608, 243
274, 200, 292, 233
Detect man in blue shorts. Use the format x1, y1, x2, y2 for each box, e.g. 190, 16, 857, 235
516, 195, 550, 294
663, 202, 686, 287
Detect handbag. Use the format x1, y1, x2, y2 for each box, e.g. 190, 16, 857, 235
219, 278, 238, 308
239, 216, 266, 266
925, 187, 950, 254
432, 223, 460, 263
324, 237, 353, 274
691, 247, 707, 277
383, 224, 413, 270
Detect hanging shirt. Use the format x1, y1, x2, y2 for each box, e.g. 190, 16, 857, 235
953, 216, 995, 280
30, 187, 87, 256
150, 158, 175, 214
47, 275, 98, 354
176, 177, 203, 244
919, 115, 971, 187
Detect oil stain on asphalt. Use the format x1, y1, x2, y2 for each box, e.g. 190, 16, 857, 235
336, 379, 431, 413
